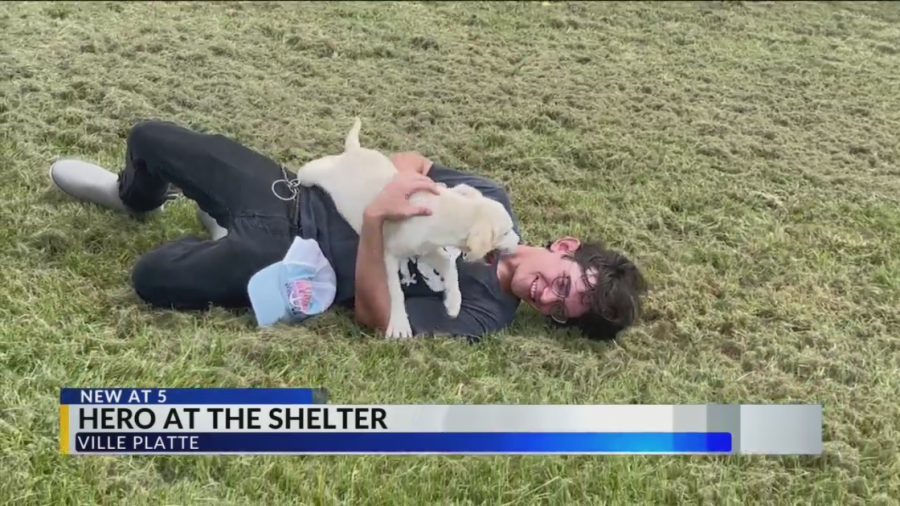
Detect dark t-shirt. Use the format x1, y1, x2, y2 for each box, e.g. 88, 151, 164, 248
295, 163, 521, 339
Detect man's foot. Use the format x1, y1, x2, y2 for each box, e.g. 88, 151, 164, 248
48, 159, 174, 216
196, 208, 228, 241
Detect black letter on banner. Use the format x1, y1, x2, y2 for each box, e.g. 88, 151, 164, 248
163, 408, 183, 429
371, 408, 387, 429
207, 407, 223, 429
269, 408, 283, 429
183, 408, 200, 430
247, 408, 261, 430
79, 408, 97, 430
135, 408, 156, 429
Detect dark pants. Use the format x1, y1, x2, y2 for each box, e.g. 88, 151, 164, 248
119, 120, 298, 310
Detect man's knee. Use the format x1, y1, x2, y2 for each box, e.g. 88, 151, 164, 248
130, 243, 216, 311
127, 120, 181, 153
131, 251, 180, 309
130, 237, 261, 311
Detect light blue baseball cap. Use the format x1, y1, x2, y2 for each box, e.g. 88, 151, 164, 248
247, 237, 337, 327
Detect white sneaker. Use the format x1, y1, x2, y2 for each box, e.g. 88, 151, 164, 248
49, 159, 175, 216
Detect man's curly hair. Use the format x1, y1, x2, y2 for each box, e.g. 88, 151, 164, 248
548, 240, 648, 341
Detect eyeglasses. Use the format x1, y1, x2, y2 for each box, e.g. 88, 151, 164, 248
548, 275, 572, 324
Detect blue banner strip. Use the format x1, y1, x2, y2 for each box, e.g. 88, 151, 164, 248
72, 432, 732, 454
60, 388, 322, 405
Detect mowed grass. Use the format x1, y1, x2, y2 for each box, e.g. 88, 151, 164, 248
1, 1, 899, 504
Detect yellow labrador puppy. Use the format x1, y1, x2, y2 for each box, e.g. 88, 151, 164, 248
292, 118, 519, 339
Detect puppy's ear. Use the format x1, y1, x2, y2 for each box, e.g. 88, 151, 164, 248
465, 217, 495, 262
452, 184, 483, 199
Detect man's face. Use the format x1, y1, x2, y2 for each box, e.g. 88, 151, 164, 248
509, 237, 595, 322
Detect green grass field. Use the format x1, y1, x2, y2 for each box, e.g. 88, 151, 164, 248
2, 1, 899, 504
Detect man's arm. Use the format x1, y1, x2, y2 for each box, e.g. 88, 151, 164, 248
353, 156, 433, 331
352, 172, 440, 333
353, 211, 390, 331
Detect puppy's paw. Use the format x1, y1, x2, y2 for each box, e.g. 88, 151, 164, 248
385, 317, 414, 339
444, 290, 462, 318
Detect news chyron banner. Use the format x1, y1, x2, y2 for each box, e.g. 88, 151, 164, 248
59, 388, 823, 455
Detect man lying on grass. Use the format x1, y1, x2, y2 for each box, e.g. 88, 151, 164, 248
49, 119, 647, 341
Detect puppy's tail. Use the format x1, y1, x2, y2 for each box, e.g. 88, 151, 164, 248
345, 117, 362, 151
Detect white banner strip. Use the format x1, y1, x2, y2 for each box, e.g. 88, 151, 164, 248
67, 405, 678, 433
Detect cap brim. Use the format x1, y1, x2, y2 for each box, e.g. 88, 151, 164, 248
247, 261, 289, 327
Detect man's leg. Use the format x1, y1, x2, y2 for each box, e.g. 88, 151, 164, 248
51, 119, 298, 310
130, 216, 293, 310
51, 119, 292, 225
118, 120, 294, 226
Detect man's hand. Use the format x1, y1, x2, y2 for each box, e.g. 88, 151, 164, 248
391, 151, 433, 177
364, 172, 441, 222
